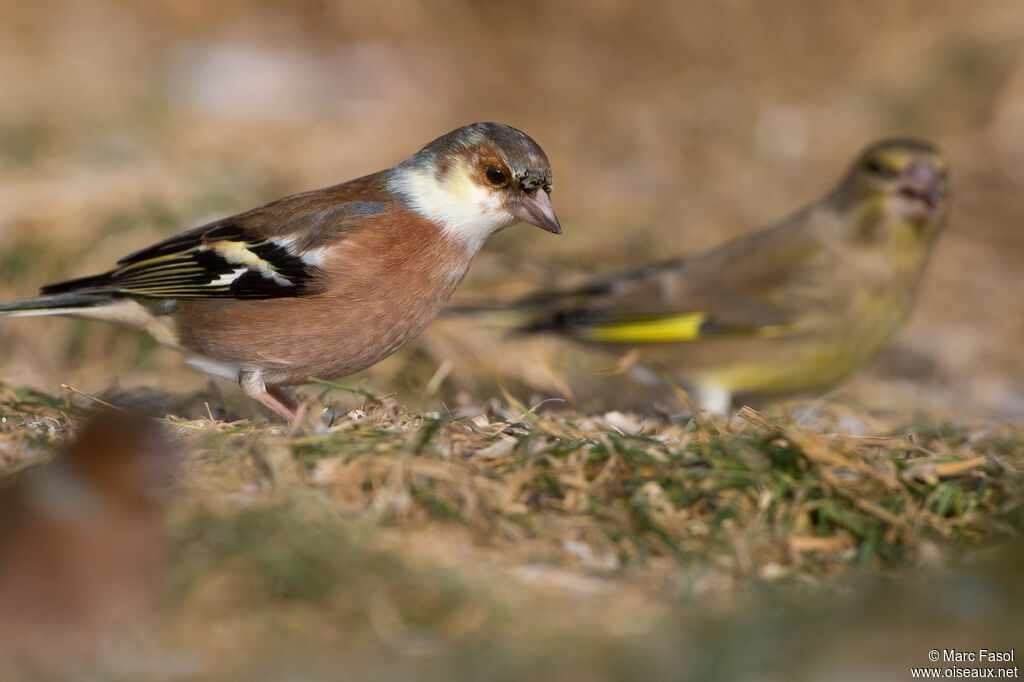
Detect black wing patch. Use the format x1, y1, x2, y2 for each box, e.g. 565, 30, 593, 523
42, 200, 387, 299
41, 221, 315, 299
43, 220, 332, 300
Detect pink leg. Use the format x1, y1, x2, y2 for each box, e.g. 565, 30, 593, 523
240, 369, 298, 422
253, 388, 298, 422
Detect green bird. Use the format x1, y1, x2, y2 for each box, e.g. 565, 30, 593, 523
463, 139, 948, 414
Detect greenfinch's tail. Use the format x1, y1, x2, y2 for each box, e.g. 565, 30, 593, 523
443, 300, 540, 331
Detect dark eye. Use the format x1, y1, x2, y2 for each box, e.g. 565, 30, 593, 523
485, 166, 507, 186
865, 158, 894, 176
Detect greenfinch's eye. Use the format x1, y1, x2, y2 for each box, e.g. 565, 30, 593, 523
485, 167, 508, 186
864, 158, 895, 177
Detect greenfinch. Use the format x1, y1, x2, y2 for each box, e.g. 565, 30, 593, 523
473, 139, 947, 414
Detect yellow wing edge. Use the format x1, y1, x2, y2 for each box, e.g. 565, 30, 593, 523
580, 312, 708, 343
578, 312, 792, 343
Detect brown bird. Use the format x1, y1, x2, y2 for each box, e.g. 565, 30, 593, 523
0, 123, 561, 420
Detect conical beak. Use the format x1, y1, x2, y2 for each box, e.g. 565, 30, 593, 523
512, 190, 561, 234
901, 163, 942, 207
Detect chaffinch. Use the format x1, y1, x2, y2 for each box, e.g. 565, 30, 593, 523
456, 139, 947, 415
0, 122, 561, 420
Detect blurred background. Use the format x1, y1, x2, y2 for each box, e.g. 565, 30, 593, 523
0, 0, 1022, 421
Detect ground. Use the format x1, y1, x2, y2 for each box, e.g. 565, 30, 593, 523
0, 385, 1021, 679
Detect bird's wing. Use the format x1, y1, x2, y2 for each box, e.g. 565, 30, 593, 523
521, 211, 829, 343
40, 196, 389, 300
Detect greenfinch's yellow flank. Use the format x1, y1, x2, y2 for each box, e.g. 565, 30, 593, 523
480, 139, 948, 414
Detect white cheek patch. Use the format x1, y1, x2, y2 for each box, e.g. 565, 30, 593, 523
389, 165, 516, 255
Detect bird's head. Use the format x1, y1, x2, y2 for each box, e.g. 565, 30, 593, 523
836, 139, 949, 243
390, 122, 560, 254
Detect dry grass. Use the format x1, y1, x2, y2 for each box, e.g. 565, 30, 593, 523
0, 384, 1021, 679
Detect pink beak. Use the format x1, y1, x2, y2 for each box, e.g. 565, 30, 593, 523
512, 190, 561, 234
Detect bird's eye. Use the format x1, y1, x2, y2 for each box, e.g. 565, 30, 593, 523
485, 166, 508, 186
864, 158, 894, 176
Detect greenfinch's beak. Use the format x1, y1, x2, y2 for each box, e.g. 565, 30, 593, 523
896, 163, 943, 222
512, 190, 561, 234
900, 163, 941, 206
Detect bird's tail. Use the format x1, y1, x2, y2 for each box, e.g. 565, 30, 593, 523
443, 297, 571, 334
0, 294, 115, 318
445, 294, 542, 318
